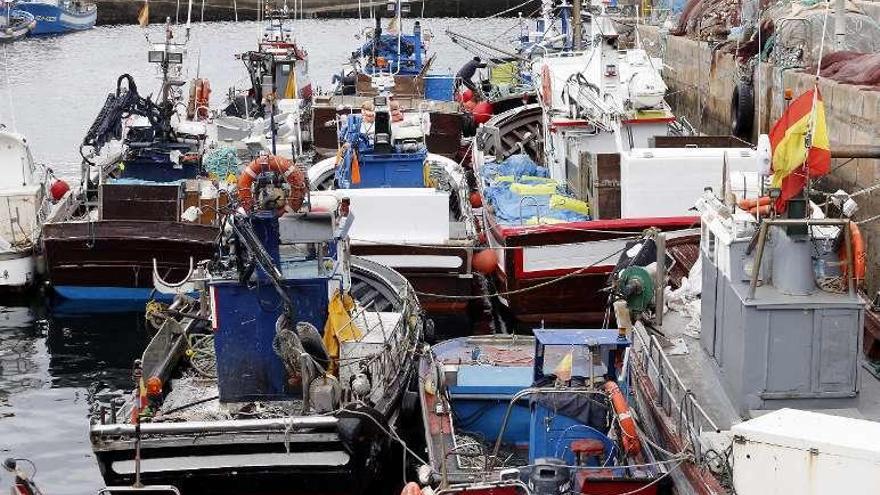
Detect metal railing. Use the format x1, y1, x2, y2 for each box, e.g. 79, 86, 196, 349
629, 327, 719, 464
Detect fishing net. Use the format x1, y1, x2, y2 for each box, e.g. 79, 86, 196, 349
203, 146, 241, 180
673, 0, 880, 72
813, 51, 880, 88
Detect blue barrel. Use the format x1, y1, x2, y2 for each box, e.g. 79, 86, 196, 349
424, 74, 455, 101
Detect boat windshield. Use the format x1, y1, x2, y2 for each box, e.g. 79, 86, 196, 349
542, 344, 606, 383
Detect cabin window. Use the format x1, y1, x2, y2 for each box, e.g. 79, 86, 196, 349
541, 344, 606, 382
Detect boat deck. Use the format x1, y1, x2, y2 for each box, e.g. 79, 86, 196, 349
647, 309, 880, 430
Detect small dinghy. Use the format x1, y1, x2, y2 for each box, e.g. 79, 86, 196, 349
89, 166, 425, 494
0, 2, 35, 42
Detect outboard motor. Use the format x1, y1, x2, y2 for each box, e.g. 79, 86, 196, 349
527, 458, 571, 495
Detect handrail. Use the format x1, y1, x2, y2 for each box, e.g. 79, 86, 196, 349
630, 326, 719, 465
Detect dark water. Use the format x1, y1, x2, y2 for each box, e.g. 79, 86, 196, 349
0, 17, 516, 495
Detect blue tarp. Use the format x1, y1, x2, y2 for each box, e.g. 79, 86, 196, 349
482, 154, 590, 226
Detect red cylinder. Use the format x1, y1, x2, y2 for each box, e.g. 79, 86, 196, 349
473, 249, 498, 275
472, 101, 494, 125
459, 88, 474, 103
49, 179, 70, 202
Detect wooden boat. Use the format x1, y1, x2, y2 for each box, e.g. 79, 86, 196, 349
89, 169, 424, 493
309, 83, 484, 332
313, 1, 463, 163
213, 3, 312, 160
42, 25, 223, 302
415, 329, 666, 495
470, 4, 756, 330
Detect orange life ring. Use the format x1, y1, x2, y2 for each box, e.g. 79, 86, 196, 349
237, 154, 306, 214
839, 222, 866, 283
604, 380, 641, 456
541, 64, 552, 106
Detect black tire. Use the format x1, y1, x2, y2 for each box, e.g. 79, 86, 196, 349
731, 83, 755, 141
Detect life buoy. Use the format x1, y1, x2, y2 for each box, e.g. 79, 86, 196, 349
237, 154, 306, 214
604, 380, 641, 456
839, 222, 866, 283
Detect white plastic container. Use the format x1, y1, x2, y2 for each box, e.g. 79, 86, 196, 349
731, 408, 880, 495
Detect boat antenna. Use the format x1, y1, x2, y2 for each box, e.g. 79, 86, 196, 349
185, 0, 193, 41
2, 44, 16, 132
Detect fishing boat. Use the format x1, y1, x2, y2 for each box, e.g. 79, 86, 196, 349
313, 0, 463, 163
414, 329, 667, 495
309, 80, 484, 332
0, 1, 35, 42
89, 167, 424, 493
213, 2, 312, 160
15, 0, 96, 35
0, 128, 71, 291
41, 20, 221, 302
469, 2, 755, 329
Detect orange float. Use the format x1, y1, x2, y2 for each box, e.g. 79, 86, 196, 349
604, 380, 642, 456
840, 221, 866, 283
472, 249, 498, 275
737, 195, 771, 211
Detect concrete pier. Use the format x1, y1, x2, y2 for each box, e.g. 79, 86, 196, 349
638, 24, 880, 292
95, 0, 529, 25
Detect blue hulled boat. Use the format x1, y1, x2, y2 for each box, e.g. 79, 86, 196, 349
415, 329, 667, 495
15, 0, 96, 35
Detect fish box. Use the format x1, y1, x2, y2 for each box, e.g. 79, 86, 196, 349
424, 75, 455, 101
353, 150, 427, 188
731, 409, 880, 495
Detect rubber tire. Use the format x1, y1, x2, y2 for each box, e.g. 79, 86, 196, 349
731, 83, 755, 141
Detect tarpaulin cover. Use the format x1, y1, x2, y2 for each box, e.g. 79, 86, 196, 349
481, 154, 591, 226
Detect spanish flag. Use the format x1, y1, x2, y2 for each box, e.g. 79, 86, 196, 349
137, 0, 149, 27
769, 88, 831, 211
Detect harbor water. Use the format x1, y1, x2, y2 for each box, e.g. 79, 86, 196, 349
0, 18, 515, 495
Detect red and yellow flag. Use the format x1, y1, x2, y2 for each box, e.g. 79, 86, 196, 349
769, 88, 831, 211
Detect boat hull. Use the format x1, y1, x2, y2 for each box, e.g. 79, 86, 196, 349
16, 2, 96, 34
485, 216, 700, 329
91, 417, 387, 495
42, 220, 218, 301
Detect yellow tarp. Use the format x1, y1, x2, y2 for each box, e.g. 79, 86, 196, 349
490, 62, 518, 86
550, 194, 590, 215
322, 290, 363, 375
510, 182, 558, 196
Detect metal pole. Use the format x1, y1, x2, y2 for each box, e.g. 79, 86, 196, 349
835, 0, 846, 50
844, 219, 855, 296
655, 233, 666, 326
748, 221, 769, 300
572, 0, 582, 51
